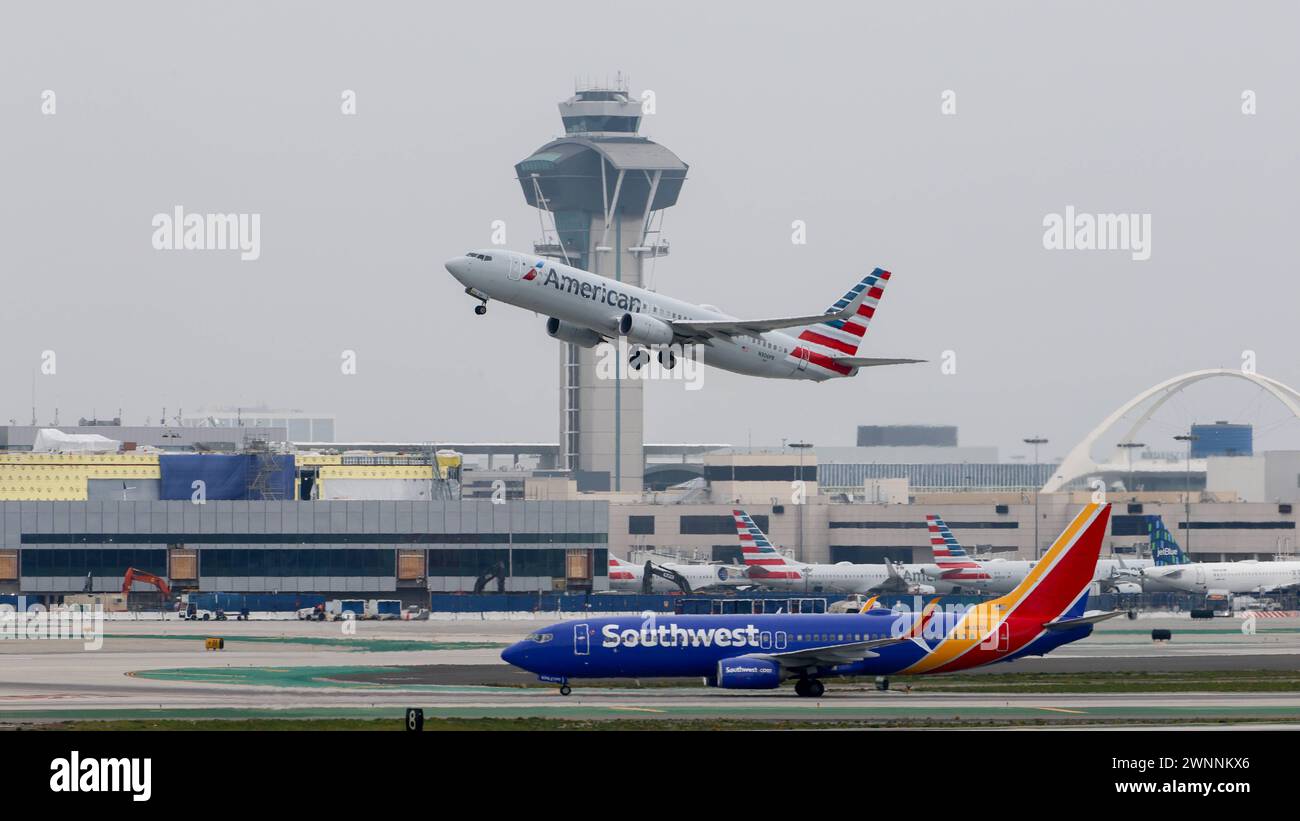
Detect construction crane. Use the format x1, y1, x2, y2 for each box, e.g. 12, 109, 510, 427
641, 560, 693, 595
122, 567, 172, 600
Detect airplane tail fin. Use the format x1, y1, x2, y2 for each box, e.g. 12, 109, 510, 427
1148, 516, 1189, 566
795, 269, 891, 359
989, 503, 1112, 620
926, 514, 992, 583
607, 556, 637, 581
732, 508, 804, 578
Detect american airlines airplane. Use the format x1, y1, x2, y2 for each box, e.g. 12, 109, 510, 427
606, 555, 746, 594
732, 509, 953, 595
444, 250, 922, 380
927, 513, 1152, 595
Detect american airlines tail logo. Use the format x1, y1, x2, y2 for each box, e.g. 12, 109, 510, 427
602, 623, 761, 649
542, 268, 642, 313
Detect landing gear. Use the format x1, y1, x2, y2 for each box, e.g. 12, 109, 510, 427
658, 348, 677, 369
559, 685, 572, 696
874, 676, 890, 692
628, 346, 651, 370
794, 678, 824, 698
465, 286, 488, 315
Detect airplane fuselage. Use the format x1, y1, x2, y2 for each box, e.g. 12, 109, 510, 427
445, 250, 851, 381
753, 562, 957, 595
501, 610, 1092, 683
1143, 560, 1300, 596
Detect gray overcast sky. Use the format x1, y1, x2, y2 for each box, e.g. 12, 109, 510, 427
2, 1, 1298, 460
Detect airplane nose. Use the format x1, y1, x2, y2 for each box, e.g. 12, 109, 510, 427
501, 642, 527, 668
445, 255, 471, 283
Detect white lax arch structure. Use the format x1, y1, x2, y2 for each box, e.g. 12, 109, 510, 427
1042, 368, 1300, 493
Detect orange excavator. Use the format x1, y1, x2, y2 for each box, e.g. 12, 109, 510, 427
122, 567, 172, 601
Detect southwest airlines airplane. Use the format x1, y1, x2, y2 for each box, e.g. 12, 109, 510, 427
732, 509, 951, 594
444, 250, 922, 380
501, 504, 1119, 697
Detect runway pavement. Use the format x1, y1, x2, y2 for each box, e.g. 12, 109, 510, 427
0, 614, 1296, 725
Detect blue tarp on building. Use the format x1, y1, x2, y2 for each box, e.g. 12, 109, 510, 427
159, 454, 294, 501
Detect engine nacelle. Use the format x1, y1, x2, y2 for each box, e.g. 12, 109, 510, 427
546, 317, 602, 348
714, 656, 782, 689
1113, 582, 1142, 595
619, 311, 674, 345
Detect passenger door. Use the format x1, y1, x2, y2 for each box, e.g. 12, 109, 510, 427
507, 254, 523, 280
573, 623, 590, 656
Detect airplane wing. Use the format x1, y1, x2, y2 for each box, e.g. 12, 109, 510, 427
1042, 610, 1126, 631
755, 636, 911, 670
670, 278, 880, 339
670, 311, 858, 339
833, 357, 927, 368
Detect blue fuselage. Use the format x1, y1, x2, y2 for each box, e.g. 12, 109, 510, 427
501, 612, 1091, 683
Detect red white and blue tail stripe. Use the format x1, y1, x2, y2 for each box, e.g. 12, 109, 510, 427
791, 268, 891, 376
732, 509, 803, 580
927, 514, 991, 582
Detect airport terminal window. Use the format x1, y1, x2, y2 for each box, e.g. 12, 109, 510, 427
680, 514, 768, 535
628, 515, 655, 535
200, 549, 394, 577
21, 549, 166, 578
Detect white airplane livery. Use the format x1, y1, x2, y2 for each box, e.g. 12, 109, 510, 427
444, 250, 922, 381
732, 509, 953, 595
607, 556, 746, 593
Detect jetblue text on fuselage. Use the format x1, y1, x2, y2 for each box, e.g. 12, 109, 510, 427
543, 268, 642, 314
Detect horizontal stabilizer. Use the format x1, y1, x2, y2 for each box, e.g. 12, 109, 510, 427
1042, 610, 1125, 631
834, 357, 927, 368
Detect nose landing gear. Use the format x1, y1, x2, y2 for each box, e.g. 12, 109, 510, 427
559, 685, 572, 696
465, 286, 488, 315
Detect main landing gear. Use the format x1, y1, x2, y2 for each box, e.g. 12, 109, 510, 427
794, 678, 825, 698
559, 685, 572, 696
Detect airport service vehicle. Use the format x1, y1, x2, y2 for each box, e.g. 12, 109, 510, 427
444, 250, 922, 381
927, 513, 1155, 595
607, 556, 746, 594
732, 509, 951, 595
501, 504, 1120, 696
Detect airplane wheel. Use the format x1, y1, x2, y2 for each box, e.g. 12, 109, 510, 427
474, 304, 487, 316
560, 685, 572, 696
628, 347, 649, 370
658, 348, 677, 369
795, 678, 823, 698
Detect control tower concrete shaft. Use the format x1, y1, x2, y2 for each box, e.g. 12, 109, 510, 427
515, 84, 688, 492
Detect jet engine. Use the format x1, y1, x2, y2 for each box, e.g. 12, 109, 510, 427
712, 657, 782, 689
546, 317, 603, 348
618, 312, 674, 345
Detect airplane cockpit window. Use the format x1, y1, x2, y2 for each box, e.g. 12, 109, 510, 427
523, 632, 553, 643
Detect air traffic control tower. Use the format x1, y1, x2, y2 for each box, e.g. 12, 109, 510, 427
515, 83, 688, 492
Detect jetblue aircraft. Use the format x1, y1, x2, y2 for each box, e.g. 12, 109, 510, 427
444, 250, 922, 381
1141, 522, 1300, 597
501, 504, 1119, 697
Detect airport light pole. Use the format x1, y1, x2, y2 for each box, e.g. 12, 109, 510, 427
1174, 433, 1199, 557
1117, 441, 1145, 496
789, 441, 814, 570
1024, 437, 1048, 559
